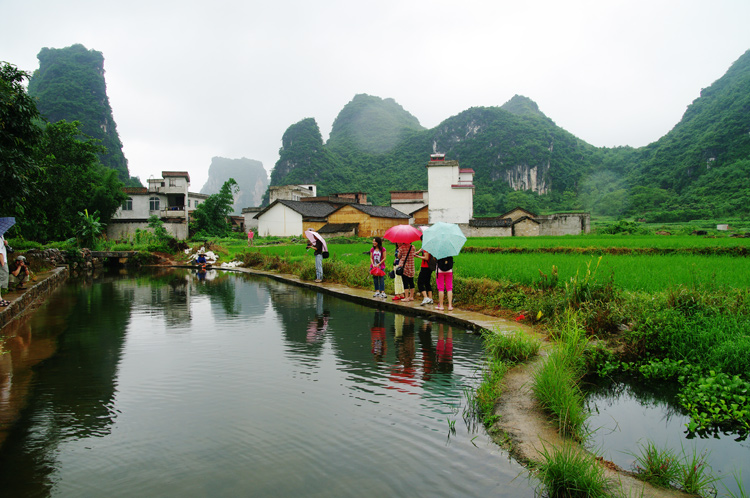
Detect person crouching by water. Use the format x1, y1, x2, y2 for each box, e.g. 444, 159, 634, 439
396, 241, 416, 302
369, 237, 387, 298
435, 256, 454, 311
9, 256, 30, 290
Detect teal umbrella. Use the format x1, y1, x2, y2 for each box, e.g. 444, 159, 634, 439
421, 222, 467, 260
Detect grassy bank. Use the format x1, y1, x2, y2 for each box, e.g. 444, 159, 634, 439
220, 236, 750, 440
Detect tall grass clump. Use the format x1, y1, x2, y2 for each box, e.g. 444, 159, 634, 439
470, 358, 509, 426
534, 443, 617, 498
532, 311, 590, 441
483, 329, 541, 364
629, 441, 719, 496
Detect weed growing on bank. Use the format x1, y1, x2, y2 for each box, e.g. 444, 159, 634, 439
533, 442, 617, 498
532, 311, 590, 441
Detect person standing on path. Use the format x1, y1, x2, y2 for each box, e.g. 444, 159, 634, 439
435, 256, 454, 311
415, 247, 434, 305
0, 235, 9, 307
306, 230, 325, 282
397, 242, 416, 302
392, 244, 405, 301
247, 229, 254, 246
369, 237, 387, 298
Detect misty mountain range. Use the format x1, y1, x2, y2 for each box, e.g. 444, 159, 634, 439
27, 44, 750, 220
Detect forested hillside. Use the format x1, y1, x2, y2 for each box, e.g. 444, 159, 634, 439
265, 50, 750, 219
28, 44, 135, 184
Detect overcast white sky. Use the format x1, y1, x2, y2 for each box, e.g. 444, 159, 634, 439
3, 0, 750, 190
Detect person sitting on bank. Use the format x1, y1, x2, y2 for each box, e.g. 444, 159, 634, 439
9, 255, 30, 290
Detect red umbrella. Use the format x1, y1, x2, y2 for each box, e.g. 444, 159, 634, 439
383, 224, 423, 243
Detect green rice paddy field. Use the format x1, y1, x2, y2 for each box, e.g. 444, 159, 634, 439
254, 235, 750, 292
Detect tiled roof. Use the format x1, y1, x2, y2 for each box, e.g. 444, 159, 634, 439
254, 199, 338, 219
123, 187, 148, 194
341, 204, 411, 219
469, 217, 513, 227
513, 216, 540, 225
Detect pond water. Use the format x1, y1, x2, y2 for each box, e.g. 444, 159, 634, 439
585, 378, 750, 496
0, 269, 535, 497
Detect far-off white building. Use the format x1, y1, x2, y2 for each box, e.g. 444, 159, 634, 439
108, 171, 209, 240
426, 154, 474, 224
269, 184, 317, 203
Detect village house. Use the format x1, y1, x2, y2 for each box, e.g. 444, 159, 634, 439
254, 200, 339, 237
269, 184, 317, 203
389, 190, 427, 215
108, 171, 208, 240
325, 204, 410, 238
426, 154, 474, 224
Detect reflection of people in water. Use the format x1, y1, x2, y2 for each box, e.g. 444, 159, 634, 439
436, 323, 454, 373
306, 313, 330, 343
417, 320, 436, 381
370, 310, 387, 361
390, 316, 418, 391
307, 293, 330, 343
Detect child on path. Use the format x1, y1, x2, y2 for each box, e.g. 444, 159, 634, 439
396, 242, 416, 302
369, 237, 387, 298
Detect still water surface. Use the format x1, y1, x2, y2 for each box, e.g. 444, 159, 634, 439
586, 378, 750, 496
0, 269, 535, 497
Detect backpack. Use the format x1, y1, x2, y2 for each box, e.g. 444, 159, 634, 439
437, 256, 453, 272
427, 255, 437, 271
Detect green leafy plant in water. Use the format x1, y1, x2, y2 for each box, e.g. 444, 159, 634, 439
679, 370, 750, 436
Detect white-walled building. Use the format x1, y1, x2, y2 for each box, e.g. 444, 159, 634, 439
254, 200, 339, 237
426, 154, 474, 224
269, 184, 317, 203
108, 171, 209, 240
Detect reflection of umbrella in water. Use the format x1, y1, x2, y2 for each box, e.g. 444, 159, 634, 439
383, 224, 423, 243
304, 229, 328, 252
421, 222, 467, 260
0, 217, 15, 237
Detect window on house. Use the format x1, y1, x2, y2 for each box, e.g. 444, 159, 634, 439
122, 197, 133, 211
169, 178, 177, 187
149, 197, 160, 211
187, 200, 191, 208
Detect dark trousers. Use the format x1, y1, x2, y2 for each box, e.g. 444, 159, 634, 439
402, 275, 415, 289
417, 268, 433, 293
